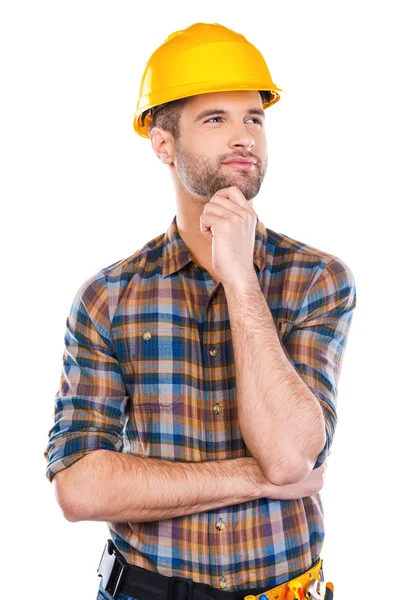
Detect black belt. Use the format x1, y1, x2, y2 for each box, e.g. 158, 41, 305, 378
97, 539, 318, 600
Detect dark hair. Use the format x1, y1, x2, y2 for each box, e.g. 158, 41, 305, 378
147, 90, 272, 140
149, 97, 190, 141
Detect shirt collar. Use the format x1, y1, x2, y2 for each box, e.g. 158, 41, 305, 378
162, 214, 269, 278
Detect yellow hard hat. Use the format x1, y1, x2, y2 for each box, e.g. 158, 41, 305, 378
133, 22, 285, 139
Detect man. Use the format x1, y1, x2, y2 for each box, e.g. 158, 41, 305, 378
44, 23, 355, 600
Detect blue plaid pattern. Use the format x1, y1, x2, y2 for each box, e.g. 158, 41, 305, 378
45, 215, 356, 592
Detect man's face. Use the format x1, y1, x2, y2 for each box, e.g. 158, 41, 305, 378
174, 90, 268, 201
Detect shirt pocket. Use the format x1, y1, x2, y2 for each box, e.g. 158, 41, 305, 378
114, 325, 185, 411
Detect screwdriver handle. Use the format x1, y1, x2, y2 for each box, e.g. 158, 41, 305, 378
324, 587, 334, 600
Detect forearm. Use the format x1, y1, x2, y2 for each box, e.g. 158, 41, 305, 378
58, 450, 272, 523
224, 275, 326, 485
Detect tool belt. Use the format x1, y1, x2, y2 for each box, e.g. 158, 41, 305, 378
97, 539, 334, 600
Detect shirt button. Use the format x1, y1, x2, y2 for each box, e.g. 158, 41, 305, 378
212, 403, 222, 415
216, 518, 225, 531
209, 347, 218, 356
143, 332, 152, 341
219, 577, 227, 589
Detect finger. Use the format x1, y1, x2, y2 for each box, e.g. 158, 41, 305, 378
203, 197, 248, 219
208, 195, 248, 219
211, 185, 249, 208
225, 185, 250, 208
200, 212, 230, 236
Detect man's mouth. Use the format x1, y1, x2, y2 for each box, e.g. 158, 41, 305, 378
222, 161, 256, 170
222, 157, 257, 170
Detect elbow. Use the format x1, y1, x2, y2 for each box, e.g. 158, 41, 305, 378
262, 460, 313, 487
63, 497, 84, 522
262, 428, 327, 486
271, 427, 328, 485
52, 468, 87, 523
266, 470, 305, 487
64, 507, 82, 523
52, 470, 76, 521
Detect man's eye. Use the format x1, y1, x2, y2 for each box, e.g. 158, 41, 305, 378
205, 117, 263, 125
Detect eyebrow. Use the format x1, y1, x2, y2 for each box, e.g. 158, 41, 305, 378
193, 108, 265, 123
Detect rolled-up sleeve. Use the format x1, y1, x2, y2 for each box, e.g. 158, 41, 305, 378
283, 258, 357, 469
44, 270, 130, 483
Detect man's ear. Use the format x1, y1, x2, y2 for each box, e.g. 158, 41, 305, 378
149, 127, 175, 165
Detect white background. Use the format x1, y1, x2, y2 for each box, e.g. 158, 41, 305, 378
1, 1, 398, 598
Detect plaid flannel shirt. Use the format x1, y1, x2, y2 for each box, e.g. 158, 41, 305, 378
44, 214, 356, 591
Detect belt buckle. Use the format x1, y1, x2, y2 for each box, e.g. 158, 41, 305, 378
168, 575, 194, 600
97, 539, 128, 599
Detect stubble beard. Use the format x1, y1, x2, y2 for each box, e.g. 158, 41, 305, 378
175, 140, 268, 201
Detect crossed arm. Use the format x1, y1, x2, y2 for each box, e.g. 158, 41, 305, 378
224, 258, 356, 485
46, 260, 355, 522
53, 449, 325, 523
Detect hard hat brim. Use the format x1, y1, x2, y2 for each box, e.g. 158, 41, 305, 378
133, 83, 286, 139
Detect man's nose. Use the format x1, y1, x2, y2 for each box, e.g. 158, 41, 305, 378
228, 122, 256, 149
